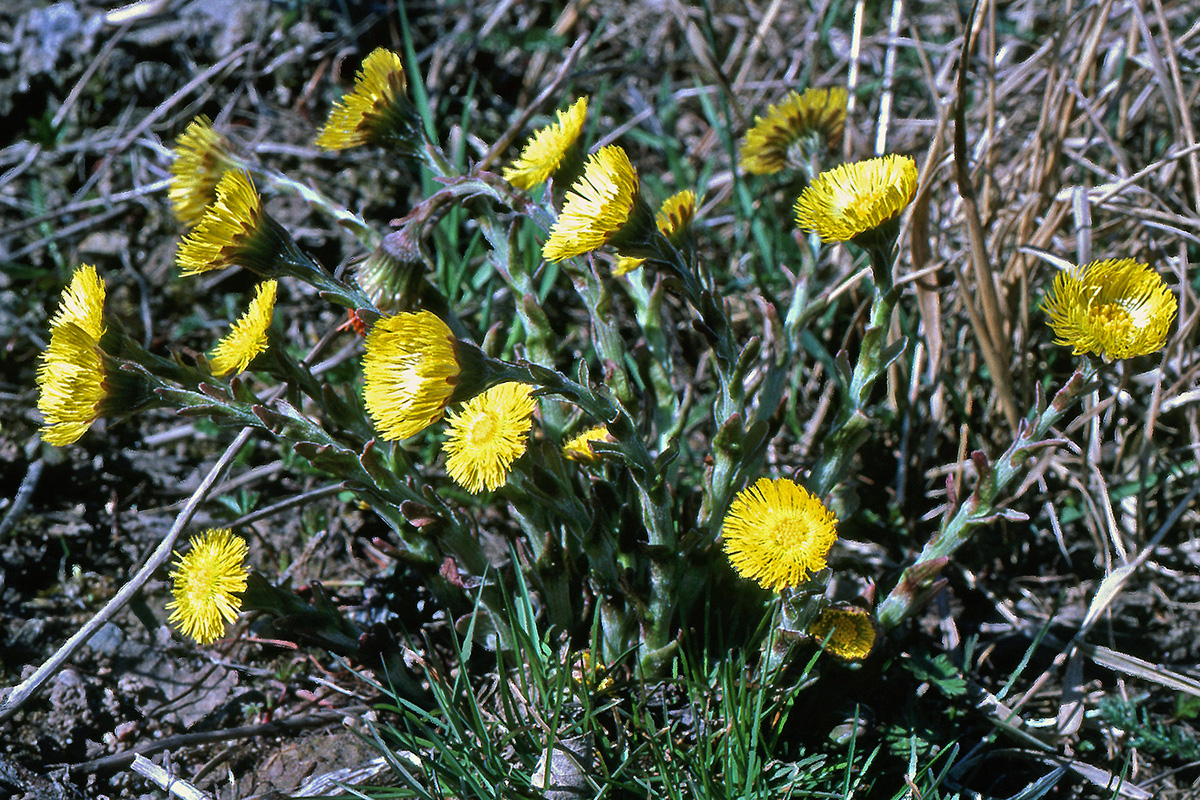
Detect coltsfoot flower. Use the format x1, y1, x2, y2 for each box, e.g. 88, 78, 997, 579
209, 280, 277, 376
166, 528, 249, 645
808, 605, 878, 662
37, 265, 108, 446
169, 116, 237, 226
504, 96, 588, 191
721, 477, 838, 591
1042, 258, 1176, 361
177, 169, 278, 276
443, 382, 537, 492
543, 145, 652, 261
794, 155, 917, 244
740, 87, 848, 175
315, 48, 418, 152
562, 425, 614, 463
614, 189, 697, 276
362, 311, 461, 440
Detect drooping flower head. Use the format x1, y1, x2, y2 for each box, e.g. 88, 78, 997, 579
808, 605, 878, 662
209, 280, 278, 376
166, 528, 249, 645
1041, 258, 1176, 362
543, 145, 654, 262
362, 311, 462, 440
169, 116, 238, 226
721, 477, 838, 592
356, 222, 427, 314
442, 382, 537, 492
177, 169, 287, 276
794, 155, 917, 245
740, 87, 848, 175
614, 188, 697, 276
562, 425, 614, 463
504, 97, 589, 191
315, 48, 419, 153
37, 265, 108, 446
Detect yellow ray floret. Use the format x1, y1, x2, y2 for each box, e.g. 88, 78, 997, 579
740, 87, 848, 175
721, 477, 838, 591
562, 425, 613, 463
166, 528, 249, 645
37, 265, 108, 446
316, 48, 409, 150
1041, 258, 1176, 361
362, 311, 461, 440
543, 145, 640, 261
443, 382, 537, 492
503, 96, 588, 190
209, 280, 278, 376
176, 169, 264, 275
794, 155, 917, 243
809, 605, 878, 662
169, 116, 236, 226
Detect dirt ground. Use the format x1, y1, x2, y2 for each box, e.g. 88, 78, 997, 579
3, 0, 1200, 798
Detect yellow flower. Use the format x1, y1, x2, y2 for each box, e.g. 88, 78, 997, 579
176, 169, 269, 275
543, 145, 648, 262
37, 265, 108, 446
166, 529, 249, 645
794, 155, 917, 243
503, 96, 588, 191
614, 188, 697, 276
1042, 258, 1176, 361
740, 87, 848, 175
209, 280, 278, 376
315, 48, 415, 151
443, 382, 536, 492
362, 311, 461, 440
562, 425, 613, 463
721, 477, 838, 591
169, 116, 236, 226
809, 605, 877, 662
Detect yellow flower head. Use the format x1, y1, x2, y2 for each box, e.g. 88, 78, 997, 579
740, 87, 848, 175
443, 382, 537, 492
503, 96, 588, 191
209, 280, 278, 376
37, 265, 108, 446
169, 116, 237, 226
722, 477, 838, 591
794, 155, 917, 244
543, 145, 648, 262
166, 528, 249, 645
362, 311, 462, 440
614, 188, 697, 276
809, 605, 878, 662
176, 169, 272, 275
316, 48, 416, 151
1041, 258, 1176, 361
562, 425, 614, 463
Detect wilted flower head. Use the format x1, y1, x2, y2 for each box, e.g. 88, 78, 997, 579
1042, 258, 1176, 361
169, 116, 237, 226
166, 528, 249, 645
562, 425, 614, 463
443, 382, 537, 493
794, 155, 917, 244
37, 265, 108, 446
740, 87, 848, 175
721, 477, 838, 592
809, 605, 878, 662
362, 311, 462, 440
614, 188, 697, 276
503, 96, 588, 191
209, 280, 277, 376
315, 48, 418, 152
543, 145, 653, 262
356, 223, 427, 314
